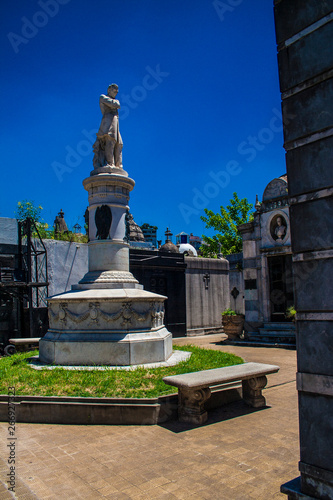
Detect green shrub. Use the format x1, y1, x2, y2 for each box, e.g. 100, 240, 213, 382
222, 308, 237, 316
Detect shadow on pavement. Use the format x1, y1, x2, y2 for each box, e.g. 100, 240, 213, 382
159, 399, 270, 433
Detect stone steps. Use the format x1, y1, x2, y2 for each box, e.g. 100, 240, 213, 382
247, 322, 296, 345
261, 322, 296, 331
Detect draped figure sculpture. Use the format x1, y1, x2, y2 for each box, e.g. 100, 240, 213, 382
93, 84, 123, 169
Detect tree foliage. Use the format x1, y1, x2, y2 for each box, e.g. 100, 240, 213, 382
200, 192, 253, 257
15, 200, 43, 223
15, 200, 88, 243
15, 200, 48, 238
141, 223, 158, 230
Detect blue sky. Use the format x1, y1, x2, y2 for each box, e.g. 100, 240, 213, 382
0, 0, 285, 242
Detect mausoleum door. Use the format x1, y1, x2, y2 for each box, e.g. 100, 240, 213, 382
268, 254, 294, 322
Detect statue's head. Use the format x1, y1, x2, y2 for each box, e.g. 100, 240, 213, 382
108, 84, 118, 97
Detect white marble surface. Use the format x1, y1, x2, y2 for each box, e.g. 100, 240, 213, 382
48, 287, 167, 300
87, 240, 130, 272
39, 327, 173, 366
83, 172, 133, 234
30, 349, 191, 370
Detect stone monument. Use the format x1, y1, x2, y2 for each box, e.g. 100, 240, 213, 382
53, 209, 68, 234
39, 84, 172, 365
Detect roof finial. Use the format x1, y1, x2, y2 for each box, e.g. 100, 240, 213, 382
255, 194, 261, 211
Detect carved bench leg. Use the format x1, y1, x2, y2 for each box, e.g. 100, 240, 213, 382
178, 387, 211, 425
242, 376, 267, 407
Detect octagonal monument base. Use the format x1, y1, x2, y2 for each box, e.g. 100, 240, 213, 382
39, 287, 173, 366
40, 328, 172, 366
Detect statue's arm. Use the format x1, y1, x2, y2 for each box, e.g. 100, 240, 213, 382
100, 94, 120, 110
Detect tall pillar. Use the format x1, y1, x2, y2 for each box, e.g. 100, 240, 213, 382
274, 1, 333, 498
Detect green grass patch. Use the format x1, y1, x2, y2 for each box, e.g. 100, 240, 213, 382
0, 345, 243, 399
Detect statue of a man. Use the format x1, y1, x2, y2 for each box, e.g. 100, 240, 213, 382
93, 84, 123, 168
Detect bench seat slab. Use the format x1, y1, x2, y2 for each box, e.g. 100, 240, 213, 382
163, 362, 279, 389
9, 338, 41, 345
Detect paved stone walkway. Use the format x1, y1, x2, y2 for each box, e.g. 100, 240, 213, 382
0, 335, 299, 499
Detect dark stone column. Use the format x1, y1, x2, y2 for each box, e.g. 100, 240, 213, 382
274, 1, 333, 498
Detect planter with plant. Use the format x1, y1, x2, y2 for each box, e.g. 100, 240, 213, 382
285, 305, 296, 322
222, 308, 245, 340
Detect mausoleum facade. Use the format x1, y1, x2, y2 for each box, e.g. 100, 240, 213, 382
238, 175, 295, 343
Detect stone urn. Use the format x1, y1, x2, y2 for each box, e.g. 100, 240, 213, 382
222, 311, 245, 340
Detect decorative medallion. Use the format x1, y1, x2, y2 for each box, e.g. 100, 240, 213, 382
270, 214, 287, 242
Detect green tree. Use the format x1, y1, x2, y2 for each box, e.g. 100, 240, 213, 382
15, 200, 43, 223
200, 192, 253, 257
15, 200, 52, 238
15, 200, 88, 242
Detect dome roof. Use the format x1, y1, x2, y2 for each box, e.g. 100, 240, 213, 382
160, 241, 179, 253
159, 227, 179, 253
178, 243, 197, 256
263, 175, 288, 201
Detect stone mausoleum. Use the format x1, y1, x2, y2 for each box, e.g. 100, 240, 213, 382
239, 175, 295, 344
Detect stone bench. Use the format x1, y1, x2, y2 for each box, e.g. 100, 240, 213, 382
163, 362, 279, 425
6, 338, 41, 355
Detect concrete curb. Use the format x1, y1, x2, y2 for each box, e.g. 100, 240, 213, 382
0, 383, 242, 425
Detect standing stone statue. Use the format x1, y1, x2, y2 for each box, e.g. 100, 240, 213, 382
93, 84, 123, 169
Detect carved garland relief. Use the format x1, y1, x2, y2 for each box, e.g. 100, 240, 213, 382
49, 301, 165, 328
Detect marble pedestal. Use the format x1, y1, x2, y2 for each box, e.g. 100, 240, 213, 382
39, 166, 173, 366
39, 287, 172, 366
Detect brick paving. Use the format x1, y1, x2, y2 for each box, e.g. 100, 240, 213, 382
0, 335, 299, 499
